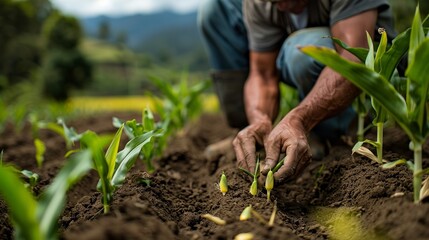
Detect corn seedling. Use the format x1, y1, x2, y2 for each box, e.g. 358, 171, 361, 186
301, 6, 429, 202
234, 233, 255, 240
268, 201, 277, 227
219, 171, 228, 196
354, 29, 390, 164
29, 116, 82, 167
250, 208, 268, 225
239, 205, 253, 221
264, 157, 285, 202
113, 108, 166, 173
332, 27, 407, 164
0, 150, 92, 240
79, 124, 160, 213
202, 213, 226, 225
147, 72, 211, 133
265, 170, 274, 202
21, 169, 40, 192
240, 156, 261, 196
0, 153, 40, 193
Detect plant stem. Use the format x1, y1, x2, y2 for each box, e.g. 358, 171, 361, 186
104, 203, 110, 214
413, 142, 423, 203
357, 113, 365, 142
145, 158, 155, 173
357, 93, 366, 142
376, 122, 383, 163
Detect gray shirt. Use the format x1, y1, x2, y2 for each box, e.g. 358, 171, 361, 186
243, 0, 396, 52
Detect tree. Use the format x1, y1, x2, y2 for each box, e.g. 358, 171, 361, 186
0, 0, 51, 90
97, 20, 111, 42
41, 12, 93, 101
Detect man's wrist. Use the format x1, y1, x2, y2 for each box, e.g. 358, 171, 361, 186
247, 110, 272, 126
282, 107, 313, 134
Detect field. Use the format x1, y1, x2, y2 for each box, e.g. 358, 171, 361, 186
0, 110, 428, 240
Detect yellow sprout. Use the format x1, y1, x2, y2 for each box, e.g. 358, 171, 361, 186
249, 180, 258, 196
202, 213, 226, 225
219, 172, 228, 196
239, 205, 252, 221
265, 169, 274, 202
234, 232, 254, 240
268, 201, 277, 227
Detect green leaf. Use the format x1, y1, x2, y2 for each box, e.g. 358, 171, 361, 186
37, 150, 92, 238
80, 131, 113, 213
409, 6, 425, 65
331, 37, 368, 62
36, 121, 65, 138
21, 169, 40, 188
34, 138, 46, 168
0, 166, 42, 240
105, 125, 124, 180
365, 32, 375, 70
382, 159, 407, 169
379, 28, 410, 81
352, 141, 364, 154
239, 167, 254, 178
366, 31, 387, 124
143, 108, 155, 131
111, 130, 157, 188
58, 119, 82, 149
406, 39, 429, 137
374, 30, 388, 72
148, 74, 180, 105
272, 157, 285, 173
300, 46, 419, 142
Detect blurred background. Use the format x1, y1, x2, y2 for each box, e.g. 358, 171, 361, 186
0, 0, 428, 125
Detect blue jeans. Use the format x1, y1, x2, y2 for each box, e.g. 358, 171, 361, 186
198, 0, 356, 140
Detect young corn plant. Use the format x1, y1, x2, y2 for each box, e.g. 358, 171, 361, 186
29, 116, 81, 167
265, 157, 285, 202
1, 150, 40, 193
331, 26, 413, 163
79, 124, 160, 213
147, 72, 211, 134
219, 171, 228, 196
240, 156, 261, 196
301, 6, 429, 203
350, 30, 390, 164
0, 150, 92, 240
113, 107, 166, 173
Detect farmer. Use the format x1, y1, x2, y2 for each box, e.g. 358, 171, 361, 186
197, 0, 399, 182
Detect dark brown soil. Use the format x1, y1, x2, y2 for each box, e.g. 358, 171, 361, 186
1, 112, 429, 240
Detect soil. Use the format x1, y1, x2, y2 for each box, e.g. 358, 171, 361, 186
1, 111, 429, 240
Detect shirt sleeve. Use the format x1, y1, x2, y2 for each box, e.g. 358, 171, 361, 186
330, 0, 390, 26
243, 0, 287, 52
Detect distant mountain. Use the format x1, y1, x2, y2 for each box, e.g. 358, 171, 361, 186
80, 11, 208, 70
80, 11, 198, 48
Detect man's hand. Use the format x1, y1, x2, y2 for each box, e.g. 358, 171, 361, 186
232, 116, 272, 173
261, 115, 311, 183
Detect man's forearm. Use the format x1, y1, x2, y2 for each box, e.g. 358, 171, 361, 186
244, 73, 280, 125
287, 67, 361, 133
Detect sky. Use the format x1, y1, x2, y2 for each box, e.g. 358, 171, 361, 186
50, 0, 201, 17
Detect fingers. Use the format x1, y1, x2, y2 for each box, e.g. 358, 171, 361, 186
244, 140, 257, 172
273, 142, 311, 184
233, 131, 256, 172
262, 138, 281, 175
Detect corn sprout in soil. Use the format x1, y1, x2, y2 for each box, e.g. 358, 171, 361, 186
219, 171, 228, 195
0, 151, 92, 240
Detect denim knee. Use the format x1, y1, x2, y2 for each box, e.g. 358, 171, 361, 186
277, 27, 333, 99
